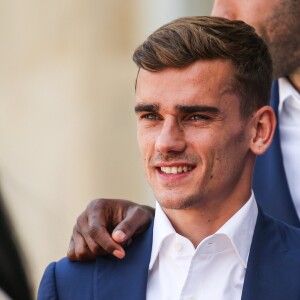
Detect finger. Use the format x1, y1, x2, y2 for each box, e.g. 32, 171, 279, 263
112, 205, 154, 243
70, 230, 97, 261
83, 201, 125, 257
74, 212, 102, 258
67, 237, 76, 260
84, 221, 126, 259
119, 238, 133, 249
75, 200, 126, 259
111, 229, 127, 243
75, 215, 122, 258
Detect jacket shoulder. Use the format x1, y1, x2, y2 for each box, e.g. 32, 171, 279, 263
38, 257, 96, 300
268, 213, 300, 249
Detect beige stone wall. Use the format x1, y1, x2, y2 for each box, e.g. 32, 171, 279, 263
0, 0, 213, 295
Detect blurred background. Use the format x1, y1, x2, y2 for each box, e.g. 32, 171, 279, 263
0, 0, 213, 295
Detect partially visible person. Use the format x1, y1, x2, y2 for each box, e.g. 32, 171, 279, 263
67, 0, 300, 261
212, 0, 300, 224
39, 16, 300, 299
0, 192, 33, 300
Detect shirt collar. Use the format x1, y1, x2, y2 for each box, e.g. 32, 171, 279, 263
149, 202, 175, 270
149, 192, 258, 270
278, 77, 300, 113
216, 192, 257, 268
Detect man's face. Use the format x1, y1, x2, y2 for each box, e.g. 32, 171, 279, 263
135, 60, 254, 211
212, 0, 300, 79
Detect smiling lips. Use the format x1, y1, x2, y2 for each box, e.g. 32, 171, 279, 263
160, 166, 194, 174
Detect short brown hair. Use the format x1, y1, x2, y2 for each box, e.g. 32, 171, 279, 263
133, 16, 272, 117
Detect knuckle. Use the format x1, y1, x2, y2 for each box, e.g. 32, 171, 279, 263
76, 213, 85, 228
67, 246, 75, 258
72, 225, 77, 235
129, 205, 149, 221
75, 245, 89, 259
135, 205, 147, 216
88, 198, 107, 211
89, 243, 102, 254
119, 220, 134, 233
83, 225, 99, 239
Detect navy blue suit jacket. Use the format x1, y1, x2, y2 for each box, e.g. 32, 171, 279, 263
38, 207, 300, 300
253, 81, 300, 227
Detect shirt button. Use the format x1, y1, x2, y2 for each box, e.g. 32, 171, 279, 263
174, 242, 182, 251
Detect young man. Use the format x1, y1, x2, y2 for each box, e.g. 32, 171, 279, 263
68, 0, 300, 261
38, 16, 300, 300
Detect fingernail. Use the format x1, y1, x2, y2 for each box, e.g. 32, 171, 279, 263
113, 249, 125, 259
113, 230, 126, 242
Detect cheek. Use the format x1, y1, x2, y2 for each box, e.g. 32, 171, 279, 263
137, 138, 151, 179
138, 126, 160, 149
215, 130, 248, 168
203, 132, 239, 164
190, 134, 218, 172
137, 130, 155, 167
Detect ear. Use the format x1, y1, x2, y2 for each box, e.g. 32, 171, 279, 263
249, 106, 276, 155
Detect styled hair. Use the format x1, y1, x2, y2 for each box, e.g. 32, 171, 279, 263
133, 16, 272, 117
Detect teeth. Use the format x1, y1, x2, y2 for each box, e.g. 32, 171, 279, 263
160, 166, 193, 174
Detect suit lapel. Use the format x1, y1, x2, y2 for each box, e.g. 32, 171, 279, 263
241, 208, 279, 300
253, 81, 300, 226
242, 207, 300, 300
94, 222, 153, 300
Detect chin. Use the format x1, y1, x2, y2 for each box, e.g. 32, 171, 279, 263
155, 191, 201, 210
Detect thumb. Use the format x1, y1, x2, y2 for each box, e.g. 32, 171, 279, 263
112, 228, 127, 243
111, 205, 154, 243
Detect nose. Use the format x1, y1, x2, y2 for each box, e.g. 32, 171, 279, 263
211, 0, 237, 20
155, 117, 187, 154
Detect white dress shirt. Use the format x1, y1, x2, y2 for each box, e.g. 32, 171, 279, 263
278, 78, 300, 218
146, 193, 258, 300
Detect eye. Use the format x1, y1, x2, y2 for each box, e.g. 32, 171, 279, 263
189, 114, 210, 121
141, 113, 160, 120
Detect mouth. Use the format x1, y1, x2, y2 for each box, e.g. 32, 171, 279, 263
159, 165, 194, 174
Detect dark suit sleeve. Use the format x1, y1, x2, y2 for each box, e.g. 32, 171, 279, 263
37, 262, 58, 300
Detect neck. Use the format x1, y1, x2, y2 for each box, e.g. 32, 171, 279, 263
287, 69, 300, 93
162, 190, 251, 248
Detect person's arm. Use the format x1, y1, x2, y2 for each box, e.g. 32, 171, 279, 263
67, 199, 155, 260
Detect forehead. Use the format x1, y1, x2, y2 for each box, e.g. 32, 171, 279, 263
212, 0, 281, 21
135, 60, 240, 109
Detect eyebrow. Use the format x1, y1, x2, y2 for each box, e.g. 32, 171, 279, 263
134, 103, 220, 115
134, 103, 159, 113
176, 105, 220, 114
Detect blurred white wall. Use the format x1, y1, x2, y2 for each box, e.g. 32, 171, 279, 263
0, 0, 213, 295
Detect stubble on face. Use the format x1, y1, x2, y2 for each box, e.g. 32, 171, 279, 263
259, 0, 300, 79
147, 116, 250, 212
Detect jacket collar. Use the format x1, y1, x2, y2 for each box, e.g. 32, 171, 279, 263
242, 205, 300, 300
253, 80, 300, 226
